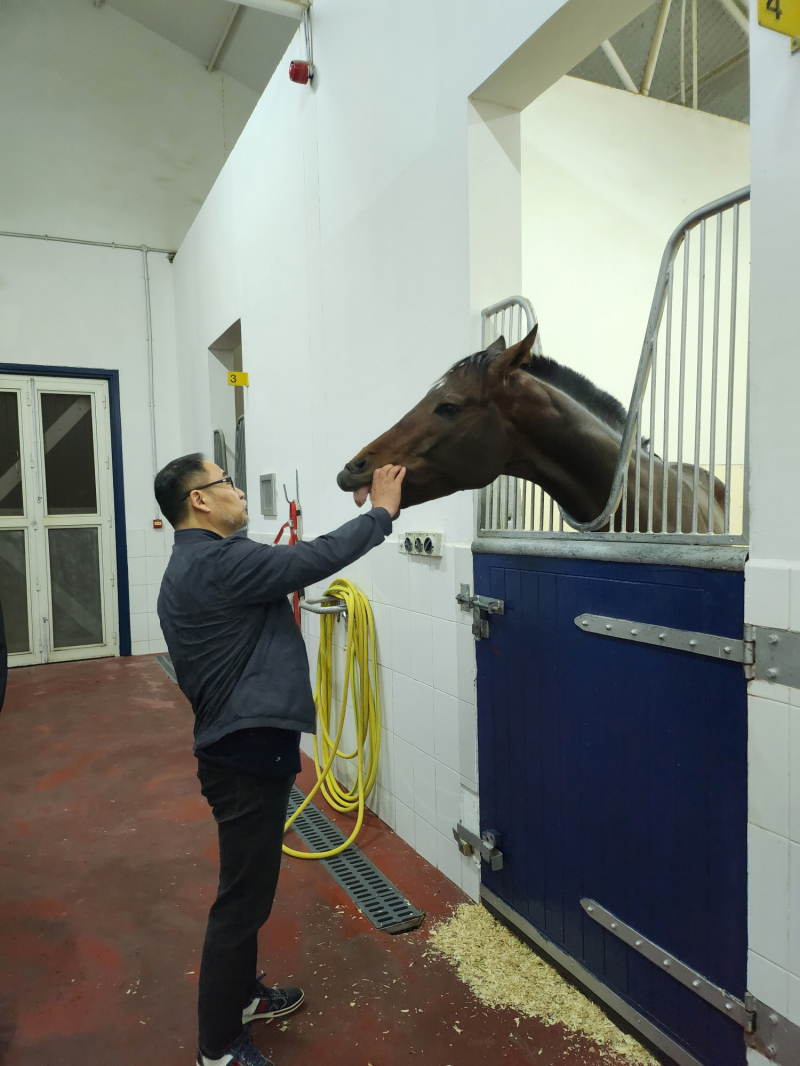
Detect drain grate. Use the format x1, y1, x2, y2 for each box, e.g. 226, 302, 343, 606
151, 655, 421, 933
287, 785, 425, 934
155, 654, 177, 684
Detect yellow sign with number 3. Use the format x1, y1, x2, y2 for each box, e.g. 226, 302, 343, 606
227, 371, 249, 386
759, 0, 800, 37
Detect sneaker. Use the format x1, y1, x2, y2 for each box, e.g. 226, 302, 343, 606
242, 973, 305, 1024
196, 1027, 274, 1066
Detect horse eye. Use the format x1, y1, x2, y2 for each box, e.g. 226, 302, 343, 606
435, 403, 461, 418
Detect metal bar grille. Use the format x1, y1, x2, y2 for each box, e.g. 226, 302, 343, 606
478, 187, 750, 545
286, 786, 425, 934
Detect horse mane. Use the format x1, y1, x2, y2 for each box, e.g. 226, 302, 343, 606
522, 354, 628, 433
446, 347, 629, 434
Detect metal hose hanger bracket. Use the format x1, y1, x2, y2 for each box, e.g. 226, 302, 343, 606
558, 185, 751, 534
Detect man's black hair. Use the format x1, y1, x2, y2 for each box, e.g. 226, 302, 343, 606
154, 453, 207, 528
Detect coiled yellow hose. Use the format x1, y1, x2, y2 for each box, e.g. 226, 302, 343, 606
282, 578, 381, 859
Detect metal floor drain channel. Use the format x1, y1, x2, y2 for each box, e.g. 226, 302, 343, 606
151, 658, 423, 934
287, 785, 425, 934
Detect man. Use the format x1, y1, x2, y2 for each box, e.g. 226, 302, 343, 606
154, 454, 404, 1066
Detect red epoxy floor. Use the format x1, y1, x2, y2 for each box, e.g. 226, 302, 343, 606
0, 657, 660, 1066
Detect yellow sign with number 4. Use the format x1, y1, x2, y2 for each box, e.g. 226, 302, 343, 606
759, 0, 800, 37
228, 371, 249, 386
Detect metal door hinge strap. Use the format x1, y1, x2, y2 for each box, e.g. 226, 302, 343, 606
575, 613, 748, 664
452, 823, 504, 870
581, 899, 753, 1031
456, 584, 504, 641
748, 625, 800, 690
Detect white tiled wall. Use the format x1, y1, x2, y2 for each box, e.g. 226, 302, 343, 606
300, 538, 482, 900
746, 560, 800, 1027
126, 525, 172, 656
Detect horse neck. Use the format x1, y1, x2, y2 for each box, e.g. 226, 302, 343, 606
499, 376, 623, 524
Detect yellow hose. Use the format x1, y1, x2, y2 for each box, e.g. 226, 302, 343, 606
282, 578, 381, 859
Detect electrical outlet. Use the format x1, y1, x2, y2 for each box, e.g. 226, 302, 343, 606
398, 530, 443, 557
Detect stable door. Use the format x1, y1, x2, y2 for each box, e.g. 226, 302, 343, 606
0, 374, 119, 666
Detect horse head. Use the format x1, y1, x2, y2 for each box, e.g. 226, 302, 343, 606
336, 326, 539, 509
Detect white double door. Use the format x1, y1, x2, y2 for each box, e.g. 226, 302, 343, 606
0, 374, 118, 666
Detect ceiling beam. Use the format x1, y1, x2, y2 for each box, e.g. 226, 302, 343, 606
236, 0, 308, 19
207, 4, 242, 73
600, 38, 638, 92
640, 0, 672, 96
471, 0, 653, 110
715, 0, 750, 34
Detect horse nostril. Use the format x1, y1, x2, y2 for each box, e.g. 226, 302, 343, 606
346, 458, 368, 474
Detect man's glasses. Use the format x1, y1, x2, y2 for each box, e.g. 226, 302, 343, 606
181, 475, 235, 501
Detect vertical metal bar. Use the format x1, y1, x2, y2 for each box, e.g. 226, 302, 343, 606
548, 496, 555, 532
676, 230, 691, 531
634, 400, 643, 532
708, 212, 723, 535
661, 265, 674, 532
691, 219, 706, 534
538, 486, 545, 531
620, 451, 629, 532
724, 204, 740, 534
647, 335, 657, 533
491, 477, 500, 530
559, 509, 564, 532
510, 476, 519, 529
520, 480, 528, 531
500, 476, 508, 531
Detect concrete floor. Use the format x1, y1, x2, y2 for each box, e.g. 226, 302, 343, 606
0, 656, 658, 1066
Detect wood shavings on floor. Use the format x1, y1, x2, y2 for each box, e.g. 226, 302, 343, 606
428, 903, 660, 1065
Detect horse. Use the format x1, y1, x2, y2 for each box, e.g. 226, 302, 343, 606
336, 326, 725, 534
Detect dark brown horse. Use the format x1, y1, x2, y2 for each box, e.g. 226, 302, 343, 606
337, 327, 724, 534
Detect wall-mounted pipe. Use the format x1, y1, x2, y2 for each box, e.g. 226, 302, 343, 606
236, 0, 308, 19
141, 248, 159, 518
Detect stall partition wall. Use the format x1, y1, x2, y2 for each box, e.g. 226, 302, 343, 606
0, 365, 130, 663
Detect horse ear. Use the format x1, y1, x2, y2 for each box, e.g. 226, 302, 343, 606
489, 324, 538, 379
485, 335, 506, 356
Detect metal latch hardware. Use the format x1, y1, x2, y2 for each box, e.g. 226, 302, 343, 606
582, 899, 754, 1031
456, 584, 504, 641
452, 823, 504, 870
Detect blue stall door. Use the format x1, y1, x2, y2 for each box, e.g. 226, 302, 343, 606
475, 554, 747, 1066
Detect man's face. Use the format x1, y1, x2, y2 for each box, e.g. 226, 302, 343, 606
193, 460, 248, 532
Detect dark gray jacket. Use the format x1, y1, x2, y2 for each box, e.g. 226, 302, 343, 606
157, 508, 392, 752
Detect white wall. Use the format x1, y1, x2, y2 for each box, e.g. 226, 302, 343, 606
744, 7, 800, 1053
520, 75, 750, 409
0, 0, 257, 249
170, 0, 582, 899
0, 236, 179, 656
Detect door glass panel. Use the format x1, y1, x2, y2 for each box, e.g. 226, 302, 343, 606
0, 529, 30, 653
40, 393, 97, 515
48, 527, 103, 648
0, 392, 24, 517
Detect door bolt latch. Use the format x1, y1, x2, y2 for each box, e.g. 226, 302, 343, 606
452, 823, 504, 870
456, 584, 504, 641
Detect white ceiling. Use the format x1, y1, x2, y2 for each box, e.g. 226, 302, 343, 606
105, 0, 299, 93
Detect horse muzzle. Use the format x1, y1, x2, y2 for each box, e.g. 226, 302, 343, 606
336, 457, 372, 493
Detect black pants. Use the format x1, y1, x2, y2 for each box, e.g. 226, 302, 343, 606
197, 764, 294, 1058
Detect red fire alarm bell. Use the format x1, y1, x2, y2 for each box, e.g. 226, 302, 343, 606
289, 60, 312, 84
153, 519, 163, 529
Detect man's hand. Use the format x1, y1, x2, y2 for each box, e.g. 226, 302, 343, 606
369, 465, 406, 518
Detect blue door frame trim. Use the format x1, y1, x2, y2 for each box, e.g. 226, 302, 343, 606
0, 363, 131, 657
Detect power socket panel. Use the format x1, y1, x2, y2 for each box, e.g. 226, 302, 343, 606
398, 530, 443, 558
